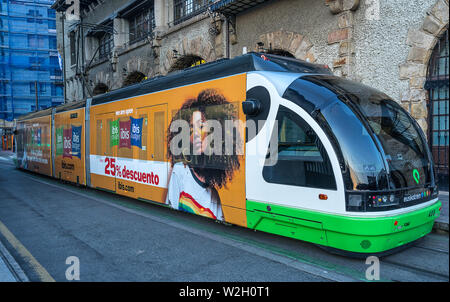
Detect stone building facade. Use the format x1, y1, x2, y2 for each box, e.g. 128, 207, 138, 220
52, 0, 448, 182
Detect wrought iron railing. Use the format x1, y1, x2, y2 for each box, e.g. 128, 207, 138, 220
172, 0, 213, 26
425, 29, 449, 189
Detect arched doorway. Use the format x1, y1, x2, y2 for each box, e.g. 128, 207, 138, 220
93, 83, 109, 96
123, 71, 147, 87
168, 55, 205, 73
425, 29, 449, 189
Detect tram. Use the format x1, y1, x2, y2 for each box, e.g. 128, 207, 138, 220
14, 52, 442, 256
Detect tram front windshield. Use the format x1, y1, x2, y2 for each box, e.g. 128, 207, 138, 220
297, 76, 432, 191
352, 95, 431, 189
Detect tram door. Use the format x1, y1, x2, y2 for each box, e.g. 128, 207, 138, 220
134, 104, 168, 203
91, 112, 117, 193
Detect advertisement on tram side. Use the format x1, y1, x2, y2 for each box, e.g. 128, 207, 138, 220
54, 108, 86, 185
16, 115, 52, 177
90, 74, 247, 227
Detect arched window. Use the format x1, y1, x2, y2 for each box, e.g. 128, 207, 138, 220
425, 29, 449, 189
265, 49, 295, 58
169, 54, 205, 73
93, 83, 109, 96
122, 71, 146, 87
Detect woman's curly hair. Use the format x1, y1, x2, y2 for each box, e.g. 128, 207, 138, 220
167, 89, 242, 189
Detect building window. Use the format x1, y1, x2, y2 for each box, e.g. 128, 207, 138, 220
129, 7, 155, 44
26, 9, 43, 24
27, 35, 46, 49
30, 82, 46, 95
98, 32, 114, 60
50, 69, 62, 77
49, 36, 56, 49
51, 84, 63, 96
168, 54, 205, 72
28, 35, 37, 48
426, 29, 449, 188
47, 9, 56, 19
39, 83, 46, 94
48, 20, 56, 30
29, 57, 45, 70
173, 0, 212, 25
50, 56, 59, 66
69, 31, 76, 65
30, 82, 36, 94
93, 83, 109, 95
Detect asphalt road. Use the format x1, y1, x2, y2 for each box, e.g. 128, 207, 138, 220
0, 160, 448, 283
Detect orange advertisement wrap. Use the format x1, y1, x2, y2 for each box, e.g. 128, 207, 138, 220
17, 115, 52, 177
54, 108, 86, 185
90, 74, 247, 227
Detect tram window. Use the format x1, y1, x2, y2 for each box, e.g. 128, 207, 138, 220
153, 111, 165, 161
263, 106, 336, 190
106, 119, 113, 156
96, 119, 102, 155
139, 114, 148, 160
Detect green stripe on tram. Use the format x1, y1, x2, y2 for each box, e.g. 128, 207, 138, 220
246, 199, 442, 253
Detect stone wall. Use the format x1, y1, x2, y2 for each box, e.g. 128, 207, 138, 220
159, 15, 216, 75
398, 0, 449, 134
231, 0, 340, 68
56, 0, 448, 142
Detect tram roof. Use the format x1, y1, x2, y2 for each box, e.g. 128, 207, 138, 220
91, 52, 332, 106
16, 100, 87, 122
16, 108, 53, 122
16, 52, 333, 122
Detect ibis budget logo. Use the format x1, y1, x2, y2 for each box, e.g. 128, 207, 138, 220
110, 120, 119, 147
56, 125, 82, 159
109, 117, 143, 149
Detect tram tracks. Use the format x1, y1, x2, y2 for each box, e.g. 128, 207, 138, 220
381, 244, 449, 282
383, 259, 449, 282
413, 244, 449, 254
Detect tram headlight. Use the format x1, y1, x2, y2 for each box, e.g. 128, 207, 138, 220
346, 193, 365, 211
348, 194, 363, 207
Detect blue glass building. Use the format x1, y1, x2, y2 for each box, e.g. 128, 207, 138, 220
0, 0, 64, 121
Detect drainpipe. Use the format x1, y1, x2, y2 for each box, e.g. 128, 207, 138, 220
61, 12, 67, 104
80, 11, 86, 101
225, 16, 230, 59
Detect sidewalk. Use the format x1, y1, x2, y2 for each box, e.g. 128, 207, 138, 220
0, 256, 17, 282
0, 239, 28, 282
0, 150, 15, 165
435, 191, 449, 233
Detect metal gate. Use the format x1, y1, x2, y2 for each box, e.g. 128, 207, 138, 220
426, 29, 449, 190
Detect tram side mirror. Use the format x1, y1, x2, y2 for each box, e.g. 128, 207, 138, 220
242, 99, 262, 116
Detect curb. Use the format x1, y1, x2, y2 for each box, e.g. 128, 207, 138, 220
0, 238, 29, 282
433, 221, 449, 233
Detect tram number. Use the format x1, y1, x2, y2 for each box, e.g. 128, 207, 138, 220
105, 157, 116, 176
428, 209, 436, 217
